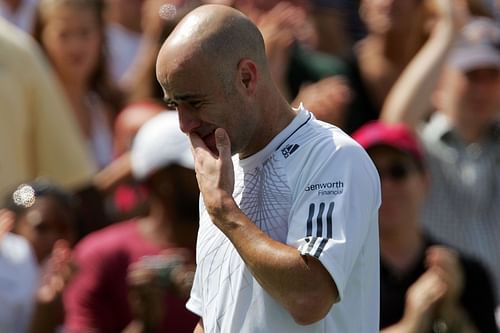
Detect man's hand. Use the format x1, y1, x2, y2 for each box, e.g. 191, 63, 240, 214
425, 246, 464, 304
432, 0, 469, 31
425, 246, 470, 328
190, 128, 337, 325
382, 267, 447, 333
189, 128, 235, 222
251, 2, 310, 99
37, 240, 74, 304
404, 268, 447, 322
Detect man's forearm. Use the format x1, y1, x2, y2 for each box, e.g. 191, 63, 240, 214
380, 0, 464, 127
211, 196, 338, 325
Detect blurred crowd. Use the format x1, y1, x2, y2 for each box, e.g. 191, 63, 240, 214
0, 0, 499, 332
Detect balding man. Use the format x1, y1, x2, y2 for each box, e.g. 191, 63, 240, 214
156, 5, 381, 332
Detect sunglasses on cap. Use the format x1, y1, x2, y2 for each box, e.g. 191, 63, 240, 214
376, 162, 417, 182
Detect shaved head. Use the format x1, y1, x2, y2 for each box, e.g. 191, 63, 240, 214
155, 4, 295, 158
157, 4, 268, 92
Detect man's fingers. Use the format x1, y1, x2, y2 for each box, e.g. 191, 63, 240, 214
189, 132, 206, 150
215, 128, 231, 160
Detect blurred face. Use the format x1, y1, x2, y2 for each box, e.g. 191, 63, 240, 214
157, 53, 258, 157
14, 197, 75, 263
41, 5, 101, 84
443, 67, 500, 130
369, 146, 427, 235
361, 0, 420, 35
148, 166, 200, 223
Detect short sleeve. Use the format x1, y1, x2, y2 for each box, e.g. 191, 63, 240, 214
287, 139, 381, 301
186, 263, 203, 316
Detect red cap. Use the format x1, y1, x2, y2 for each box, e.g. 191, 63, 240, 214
352, 121, 424, 165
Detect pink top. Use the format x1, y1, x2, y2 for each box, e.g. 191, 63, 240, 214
64, 220, 198, 333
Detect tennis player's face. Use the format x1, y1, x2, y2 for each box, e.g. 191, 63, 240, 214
158, 55, 258, 157
41, 5, 101, 84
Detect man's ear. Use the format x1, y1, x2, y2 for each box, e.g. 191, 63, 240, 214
237, 59, 258, 96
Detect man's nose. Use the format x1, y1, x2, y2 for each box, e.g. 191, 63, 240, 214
178, 106, 201, 134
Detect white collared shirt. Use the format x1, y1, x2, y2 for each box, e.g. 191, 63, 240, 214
187, 107, 381, 332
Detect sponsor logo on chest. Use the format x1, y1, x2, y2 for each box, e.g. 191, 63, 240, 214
305, 181, 344, 196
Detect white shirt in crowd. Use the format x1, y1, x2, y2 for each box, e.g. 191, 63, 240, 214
0, 233, 38, 333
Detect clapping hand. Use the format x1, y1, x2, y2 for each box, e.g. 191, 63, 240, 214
126, 249, 195, 330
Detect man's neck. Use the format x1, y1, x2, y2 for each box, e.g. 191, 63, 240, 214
443, 105, 494, 144
453, 120, 492, 145
240, 89, 297, 159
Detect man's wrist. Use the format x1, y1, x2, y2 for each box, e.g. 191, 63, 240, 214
205, 192, 240, 228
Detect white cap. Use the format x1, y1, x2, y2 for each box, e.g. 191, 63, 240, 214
130, 111, 194, 180
450, 17, 500, 72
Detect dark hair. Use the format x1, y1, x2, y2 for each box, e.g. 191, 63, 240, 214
32, 0, 123, 113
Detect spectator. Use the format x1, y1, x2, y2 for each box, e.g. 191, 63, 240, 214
123, 0, 197, 104
323, 0, 432, 133
346, 0, 492, 133
33, 0, 123, 169
94, 1, 199, 222
103, 0, 144, 85
6, 181, 77, 264
380, 0, 500, 304
104, 0, 194, 87
0, 210, 38, 333
310, 0, 365, 55
96, 103, 163, 222
353, 122, 498, 333
233, 0, 354, 131
2, 181, 78, 333
0, 17, 96, 202
64, 112, 199, 333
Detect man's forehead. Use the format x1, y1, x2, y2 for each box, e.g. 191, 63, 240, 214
159, 65, 210, 102
157, 54, 194, 89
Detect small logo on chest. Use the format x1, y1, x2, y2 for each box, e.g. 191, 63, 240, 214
281, 144, 300, 158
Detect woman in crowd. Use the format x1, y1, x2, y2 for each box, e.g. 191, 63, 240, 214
33, 0, 122, 169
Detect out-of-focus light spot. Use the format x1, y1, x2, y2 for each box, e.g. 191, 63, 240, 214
13, 184, 36, 208
159, 4, 177, 20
